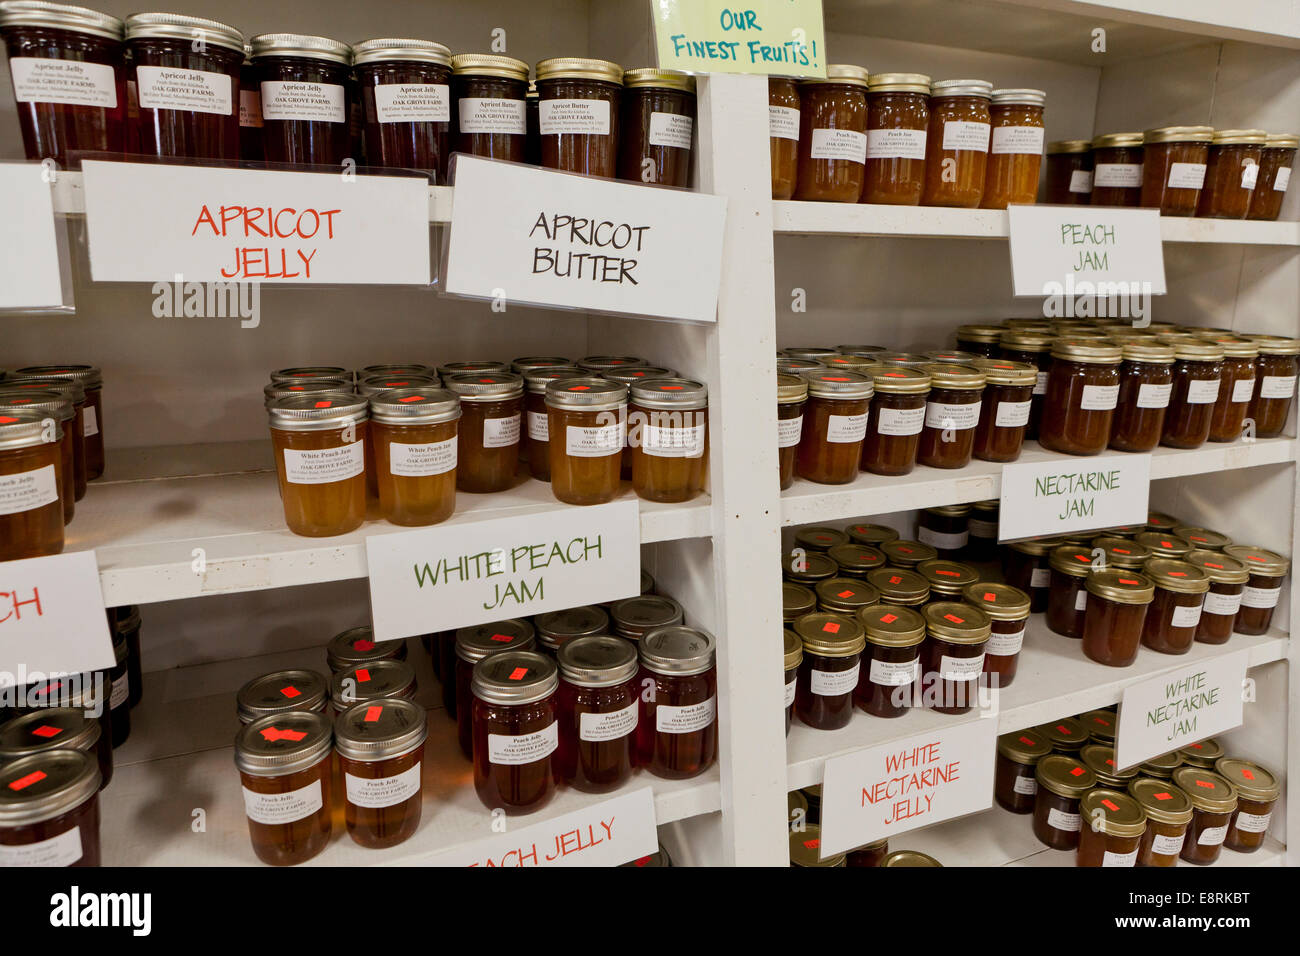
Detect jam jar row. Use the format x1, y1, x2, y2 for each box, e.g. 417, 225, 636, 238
771, 71, 1045, 209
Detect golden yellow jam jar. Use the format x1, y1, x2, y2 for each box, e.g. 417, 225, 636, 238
368, 386, 460, 526
794, 64, 869, 203
545, 377, 627, 506
922, 78, 992, 208
629, 377, 707, 503
267, 392, 368, 537
444, 372, 524, 494
981, 88, 1045, 209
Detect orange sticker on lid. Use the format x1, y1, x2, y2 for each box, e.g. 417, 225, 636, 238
1069, 766, 1085, 776
1246, 555, 1265, 562
1154, 792, 1172, 801
490, 634, 513, 642
823, 376, 851, 382
1057, 725, 1074, 735
353, 639, 375, 651
398, 394, 424, 403
1093, 716, 1111, 726
363, 706, 382, 722
1102, 799, 1119, 812
8, 770, 46, 791
822, 621, 841, 633
889, 576, 902, 584
982, 592, 996, 602
1160, 540, 1173, 548
899, 547, 913, 553
936, 569, 960, 577
880, 613, 898, 624
943, 613, 965, 624
883, 372, 905, 377
260, 726, 308, 743
508, 667, 529, 681
1169, 571, 1188, 577
31, 725, 62, 738
1241, 768, 1256, 780
1018, 736, 1035, 746
661, 385, 684, 390
837, 590, 854, 598
1188, 743, 1203, 749
803, 839, 820, 849
1195, 779, 1214, 789
569, 384, 591, 391
1205, 562, 1224, 569
0, 416, 18, 424
280, 685, 301, 698
356, 669, 371, 683
1074, 554, 1090, 562
313, 400, 333, 408
1114, 548, 1131, 554
1119, 578, 1139, 585
1190, 536, 1207, 542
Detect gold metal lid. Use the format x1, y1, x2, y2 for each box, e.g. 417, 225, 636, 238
796, 526, 850, 551
125, 12, 244, 51
922, 502, 972, 516
872, 350, 932, 367
804, 368, 874, 400
621, 67, 694, 92
920, 362, 986, 390
250, 33, 352, 64
1174, 526, 1231, 551
917, 559, 980, 595
997, 728, 1051, 765
819, 354, 881, 373
1127, 777, 1194, 825
857, 604, 925, 647
837, 344, 888, 356
880, 539, 938, 566
783, 550, 838, 583
1007, 536, 1064, 557
1135, 532, 1193, 560
1143, 558, 1210, 595
1211, 128, 1267, 145
351, 37, 451, 66
790, 826, 846, 866
1222, 544, 1290, 576
1038, 716, 1089, 750
922, 602, 990, 644
1146, 510, 1179, 530
782, 582, 816, 620
1078, 709, 1117, 741
848, 523, 900, 546
972, 358, 1037, 387
1035, 754, 1096, 799
0, 0, 122, 39
1265, 133, 1299, 148
1092, 131, 1144, 149
879, 850, 942, 867
1092, 536, 1152, 569
866, 567, 930, 604
1050, 338, 1122, 363
960, 582, 1030, 621
793, 612, 866, 657
1185, 550, 1250, 585
451, 53, 529, 80
867, 71, 930, 93
1250, 335, 1300, 355
783, 629, 803, 671
1081, 789, 1147, 838
1140, 751, 1183, 777
999, 330, 1054, 352
954, 323, 1006, 343
535, 56, 623, 84
802, 63, 870, 87
1049, 545, 1096, 577
1163, 339, 1225, 361
1081, 743, 1139, 787
1194, 334, 1257, 358
1047, 139, 1091, 154
1085, 569, 1156, 605
1003, 317, 1054, 329
815, 576, 880, 614
1120, 341, 1175, 363
924, 348, 983, 364
777, 372, 809, 403
1171, 767, 1237, 813
930, 78, 992, 99
1213, 758, 1280, 803
1144, 125, 1214, 144
826, 543, 886, 575
869, 366, 931, 393
1178, 738, 1224, 768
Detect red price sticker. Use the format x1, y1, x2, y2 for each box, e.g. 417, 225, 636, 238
280, 685, 301, 698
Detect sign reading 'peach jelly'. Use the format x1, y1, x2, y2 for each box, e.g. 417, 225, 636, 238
0, 551, 114, 678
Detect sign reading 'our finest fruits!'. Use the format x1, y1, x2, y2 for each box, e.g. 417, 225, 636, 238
650, 0, 827, 77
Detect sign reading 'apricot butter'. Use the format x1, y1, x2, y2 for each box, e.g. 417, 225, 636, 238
997, 453, 1150, 541
79, 160, 431, 284
1008, 205, 1166, 298
0, 551, 114, 678
443, 155, 726, 323
364, 500, 640, 640
650, 0, 826, 77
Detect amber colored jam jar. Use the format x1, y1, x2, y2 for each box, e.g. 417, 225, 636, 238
854, 604, 923, 718
793, 612, 864, 730
816, 576, 879, 617
1247, 336, 1299, 438
629, 377, 707, 503
962, 582, 1029, 687
1223, 544, 1289, 635
333, 697, 425, 850
1196, 129, 1266, 219
1215, 757, 1279, 853
14, 364, 102, 481
536, 57, 623, 178
1127, 777, 1193, 866
535, 605, 608, 658
1109, 342, 1174, 452
444, 372, 523, 494
827, 543, 886, 580
916, 506, 970, 559
1002, 538, 1058, 613
1090, 132, 1145, 207
452, 620, 535, 758
1032, 754, 1097, 850
619, 68, 693, 187
352, 38, 452, 181
950, 325, 1002, 359
1160, 340, 1224, 449
916, 362, 985, 469
965, 499, 1000, 560
325, 625, 407, 674
0, 389, 74, 525
1046, 545, 1094, 638
234, 711, 332, 866
544, 377, 626, 506
995, 729, 1051, 813
1141, 125, 1213, 216
1081, 570, 1155, 667
1172, 767, 1237, 864
1080, 743, 1139, 794
0, 706, 111, 792
555, 635, 638, 791
368, 386, 459, 526
862, 72, 930, 205
267, 393, 367, 537
471, 650, 558, 814
922, 78, 992, 207
1134, 530, 1191, 560
1247, 133, 1297, 221
235, 668, 329, 725
1039, 339, 1122, 455
1179, 738, 1224, 769
789, 825, 846, 867
796, 369, 873, 484
794, 64, 869, 202
782, 629, 802, 735
981, 88, 1045, 209
971, 358, 1035, 462
522, 365, 583, 481
784, 550, 837, 587
1184, 550, 1248, 645
250, 33, 352, 167
919, 601, 990, 715
769, 76, 800, 198
1139, 558, 1210, 655
636, 626, 717, 779
1045, 139, 1092, 204
917, 558, 978, 603
1077, 789, 1146, 867
1079, 709, 1118, 745
860, 365, 930, 476
450, 53, 528, 162
0, 408, 65, 561
999, 330, 1054, 439
1205, 336, 1258, 442
0, 749, 101, 867
328, 660, 417, 717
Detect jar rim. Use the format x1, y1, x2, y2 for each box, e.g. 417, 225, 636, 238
351, 37, 452, 66
857, 604, 925, 646
1092, 131, 1144, 149
997, 729, 1051, 764
451, 53, 529, 80
869, 366, 931, 393
919, 362, 985, 389
622, 67, 694, 91
777, 372, 809, 402
0, 406, 61, 450
1143, 558, 1211, 594
801, 63, 870, 87
455, 620, 536, 662
639, 625, 716, 674
368, 386, 461, 424
1184, 549, 1250, 584
445, 371, 525, 400
793, 612, 866, 656
267, 392, 368, 429
1050, 339, 1123, 363
1171, 767, 1237, 813
523, 366, 585, 392
535, 56, 623, 84
1047, 139, 1091, 154
0, 706, 100, 758
544, 376, 627, 410
866, 567, 930, 602
866, 71, 930, 93
1222, 544, 1290, 576
1144, 125, 1214, 144
1211, 128, 1267, 145
1127, 777, 1194, 824
125, 12, 243, 51
250, 33, 352, 64
235, 668, 328, 723
959, 582, 1030, 620
13, 363, 102, 388
1085, 569, 1155, 604
630, 377, 707, 409
804, 369, 873, 399
1266, 133, 1299, 148
0, 0, 122, 39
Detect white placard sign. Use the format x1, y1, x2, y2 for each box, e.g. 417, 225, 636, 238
0, 551, 114, 679
365, 499, 640, 640
998, 453, 1150, 541
818, 718, 996, 855
0, 163, 71, 310
80, 160, 431, 284
1115, 650, 1249, 770
429, 786, 658, 867
444, 155, 726, 323
1008, 205, 1166, 298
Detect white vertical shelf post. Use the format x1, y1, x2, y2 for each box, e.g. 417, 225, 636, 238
695, 72, 789, 865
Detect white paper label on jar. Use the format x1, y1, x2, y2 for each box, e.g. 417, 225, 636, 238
866, 127, 927, 161
260, 80, 346, 123
1274, 166, 1292, 192
969, 518, 998, 538
136, 65, 232, 115
1231, 377, 1257, 403
1167, 162, 1207, 189
0, 825, 83, 867
769, 105, 799, 141
1240, 586, 1281, 609
373, 82, 451, 123
539, 98, 611, 135
869, 657, 919, 687
784, 677, 797, 707
810, 663, 861, 696
109, 672, 129, 710
1080, 384, 1120, 411
1259, 375, 1297, 399
527, 410, 549, 442
239, 88, 263, 128
1234, 810, 1272, 833
917, 526, 968, 550
488, 722, 558, 765
1136, 382, 1173, 409
458, 96, 526, 134
995, 400, 1032, 428
809, 128, 867, 164
345, 761, 422, 809
10, 57, 117, 108
565, 420, 624, 457
939, 653, 984, 681
579, 700, 638, 742
924, 401, 980, 430
283, 440, 364, 485
941, 120, 990, 152
826, 412, 868, 443
242, 779, 323, 825
1012, 775, 1037, 796
1202, 589, 1242, 616
1186, 378, 1220, 404
1103, 847, 1138, 867
656, 695, 716, 733
991, 125, 1045, 155
1240, 161, 1259, 190
987, 627, 1025, 656
1094, 163, 1143, 187
1171, 603, 1203, 628
1075, 588, 1089, 611
82, 405, 99, 437
876, 405, 925, 436
642, 423, 706, 458
777, 416, 803, 448
1047, 807, 1081, 832
1143, 831, 1183, 856
649, 111, 693, 149
483, 414, 521, 449
1069, 169, 1094, 194
389, 437, 456, 477
1030, 567, 1051, 588
0, 464, 58, 516
1197, 823, 1228, 846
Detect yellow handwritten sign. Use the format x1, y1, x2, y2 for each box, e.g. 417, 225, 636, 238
651, 0, 826, 77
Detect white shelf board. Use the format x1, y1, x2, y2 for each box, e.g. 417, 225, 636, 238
77, 441, 711, 606
781, 437, 1297, 526
785, 614, 1287, 790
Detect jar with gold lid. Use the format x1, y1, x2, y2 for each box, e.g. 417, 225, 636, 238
793, 611, 865, 730
1141, 558, 1210, 655
814, 576, 879, 616
982, 88, 1045, 209
847, 522, 899, 548
1038, 716, 1089, 755
998, 330, 1053, 438
1109, 341, 1174, 452
325, 626, 407, 674
1215, 757, 1279, 853
535, 57, 623, 178
445, 372, 524, 494
795, 525, 848, 552
1185, 550, 1248, 645
1032, 754, 1096, 849
917, 362, 986, 469
452, 54, 530, 160
860, 365, 930, 476
1179, 738, 1224, 769
789, 825, 845, 867
782, 629, 802, 735
783, 550, 838, 586
0, 705, 112, 792
769, 76, 800, 199
796, 369, 873, 484
862, 72, 930, 205
826, 543, 886, 578
919, 601, 990, 715
1090, 132, 1144, 207
555, 634, 639, 790
777, 373, 809, 490
1247, 336, 1300, 438
629, 378, 706, 503
961, 582, 1029, 687
880, 538, 937, 569
0, 388, 75, 525
1247, 132, 1297, 221
995, 728, 1051, 813
618, 68, 694, 187
1160, 340, 1224, 449
917, 558, 979, 603
1091, 536, 1151, 570
0, 407, 65, 561
1128, 777, 1193, 866
1196, 129, 1266, 219
854, 604, 924, 718
783, 582, 816, 623
451, 620, 535, 757
1173, 766, 1237, 864
611, 595, 684, 655
1077, 789, 1146, 867
1039, 339, 1122, 456
922, 78, 992, 207
1141, 125, 1214, 216
916, 505, 970, 558
1223, 544, 1289, 635
795, 64, 869, 202
267, 393, 367, 537
1046, 545, 1095, 638
1202, 335, 1258, 442
234, 710, 333, 866
11, 364, 103, 483
1135, 531, 1193, 561
1080, 742, 1139, 792
1045, 139, 1092, 204
971, 358, 1035, 462
1175, 526, 1230, 552
1140, 751, 1183, 780
867, 567, 930, 608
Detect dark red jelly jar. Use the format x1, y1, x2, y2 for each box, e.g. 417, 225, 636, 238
0, 706, 112, 791
1110, 341, 1175, 453
234, 711, 333, 866
352, 38, 452, 181
1081, 570, 1155, 667
536, 56, 623, 178
453, 619, 535, 760
854, 604, 923, 718
971, 358, 1036, 462
916, 362, 986, 470
334, 696, 427, 850
619, 68, 694, 187
1185, 549, 1248, 645
1003, 537, 1062, 613
124, 13, 244, 161
1224, 544, 1290, 635
994, 728, 1051, 814
1173, 767, 1237, 865
555, 635, 639, 792
962, 582, 1029, 687
1160, 340, 1224, 450
636, 626, 717, 779
1038, 339, 1122, 456
450, 53, 528, 162
472, 650, 558, 815
0, 749, 101, 866
1031, 754, 1096, 850
1046, 545, 1095, 638
250, 33, 352, 167
1076, 789, 1146, 867
793, 611, 864, 730
919, 601, 990, 715
1140, 558, 1210, 655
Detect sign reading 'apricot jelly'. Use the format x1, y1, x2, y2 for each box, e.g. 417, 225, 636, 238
79, 160, 431, 284
997, 453, 1150, 541
364, 500, 640, 640
443, 155, 726, 323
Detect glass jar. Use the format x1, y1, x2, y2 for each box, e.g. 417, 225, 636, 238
1076, 789, 1146, 867
234, 711, 332, 866
1247, 336, 1299, 438
235, 668, 329, 724
1196, 129, 1266, 219
368, 386, 459, 526
1223, 544, 1289, 635
995, 728, 1051, 813
611, 594, 686, 660
860, 366, 930, 476
544, 377, 626, 506
555, 635, 638, 791
917, 559, 978, 602
916, 362, 985, 469
827, 543, 886, 579
0, 749, 101, 867
453, 620, 535, 759
444, 372, 523, 494
862, 72, 929, 205
846, 839, 889, 867
535, 605, 609, 658
769, 76, 800, 199
921, 78, 992, 207
855, 604, 924, 718
1141, 125, 1214, 216
1247, 133, 1297, 221
1039, 339, 1122, 455
776, 373, 808, 490
1038, 716, 1090, 750
783, 581, 816, 623
966, 499, 1000, 561
1090, 132, 1145, 207
1032, 754, 1097, 850
619, 68, 693, 187
328, 660, 417, 716
789, 825, 846, 867
961, 582, 1029, 687
1173, 766, 1237, 864
1204, 336, 1258, 442
636, 626, 717, 779
1045, 139, 1092, 204
1160, 340, 1224, 449
1081, 570, 1154, 667
1109, 341, 1174, 452
1215, 757, 1279, 853
794, 65, 869, 202
1141, 558, 1211, 655
795, 526, 849, 552
17, 673, 110, 766
915, 506, 970, 559
521, 365, 584, 481
919, 601, 990, 715
879, 538, 938, 570
109, 604, 142, 708
782, 629, 801, 735
971, 358, 1035, 462
1135, 531, 1193, 561
13, 364, 102, 481
472, 650, 558, 814
1179, 738, 1224, 769
848, 522, 900, 548
629, 377, 706, 502
1128, 777, 1193, 867
793, 612, 864, 730
1092, 535, 1152, 571
796, 369, 873, 484
867, 567, 930, 607
451, 53, 528, 162
1046, 545, 1095, 638
0, 389, 74, 525
1185, 550, 1248, 645
0, 407, 65, 561
334, 697, 425, 849
1003, 537, 1061, 612
267, 393, 367, 537
352, 38, 452, 180
981, 88, 1045, 209
106, 628, 130, 747
816, 576, 879, 618
952, 324, 1004, 359
536, 57, 623, 178
238, 42, 262, 159
0, 706, 111, 791
250, 33, 352, 166
1080, 742, 1139, 793
998, 330, 1054, 440
325, 626, 407, 674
